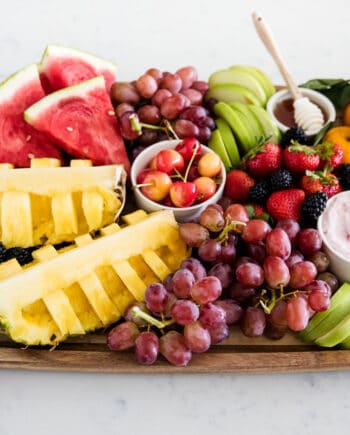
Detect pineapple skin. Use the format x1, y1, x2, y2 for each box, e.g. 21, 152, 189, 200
0, 210, 190, 346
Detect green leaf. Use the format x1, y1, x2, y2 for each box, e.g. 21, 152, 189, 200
313, 121, 334, 145
301, 78, 350, 110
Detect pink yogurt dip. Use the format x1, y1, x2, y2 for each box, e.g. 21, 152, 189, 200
320, 192, 350, 259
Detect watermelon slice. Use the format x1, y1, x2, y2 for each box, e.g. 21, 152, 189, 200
0, 64, 62, 167
24, 76, 130, 172
39, 45, 117, 92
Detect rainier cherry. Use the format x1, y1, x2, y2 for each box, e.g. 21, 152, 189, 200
155, 149, 184, 174
140, 170, 172, 201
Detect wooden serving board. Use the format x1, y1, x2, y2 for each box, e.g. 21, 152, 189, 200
1, 329, 350, 374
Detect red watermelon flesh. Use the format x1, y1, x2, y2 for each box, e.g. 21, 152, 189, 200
40, 45, 117, 93
0, 64, 62, 167
24, 76, 130, 172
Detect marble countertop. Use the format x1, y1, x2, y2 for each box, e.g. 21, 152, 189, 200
1, 0, 350, 434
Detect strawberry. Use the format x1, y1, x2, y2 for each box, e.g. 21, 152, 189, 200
283, 143, 320, 174
224, 169, 255, 202
244, 142, 282, 178
244, 203, 268, 219
316, 141, 344, 170
267, 189, 305, 221
301, 170, 342, 198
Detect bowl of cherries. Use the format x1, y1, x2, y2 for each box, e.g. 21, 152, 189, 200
131, 138, 226, 222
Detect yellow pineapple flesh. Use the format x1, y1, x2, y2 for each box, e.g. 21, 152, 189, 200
0, 158, 126, 247
0, 210, 189, 345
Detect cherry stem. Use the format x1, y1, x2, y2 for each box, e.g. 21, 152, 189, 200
133, 182, 154, 189
131, 306, 174, 329
183, 143, 200, 182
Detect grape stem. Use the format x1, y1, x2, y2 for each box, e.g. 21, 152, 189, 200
129, 113, 170, 135
259, 287, 304, 314
131, 306, 174, 329
162, 119, 179, 140
216, 221, 246, 243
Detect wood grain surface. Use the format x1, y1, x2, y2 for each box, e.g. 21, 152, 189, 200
1, 329, 349, 374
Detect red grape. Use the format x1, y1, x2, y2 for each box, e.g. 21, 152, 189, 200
317, 272, 339, 293
184, 321, 211, 353
266, 228, 291, 260
208, 263, 233, 289
198, 239, 222, 262
137, 104, 161, 125
181, 257, 207, 281
197, 126, 211, 144
199, 303, 226, 328
308, 290, 330, 312
111, 82, 140, 104
285, 250, 304, 268
297, 228, 322, 256
136, 74, 158, 98
119, 111, 141, 140
152, 88, 172, 106
224, 204, 250, 223
208, 323, 229, 343
220, 241, 237, 264
145, 283, 169, 313
286, 296, 309, 331
245, 242, 266, 264
236, 263, 264, 287
172, 268, 195, 299
191, 276, 222, 304
159, 331, 192, 366
171, 300, 199, 325
176, 66, 198, 89
160, 95, 186, 119
276, 218, 300, 245
199, 206, 225, 232
181, 88, 203, 106
125, 302, 149, 327
179, 222, 209, 247
191, 80, 209, 95
115, 102, 134, 118
145, 67, 163, 83
180, 105, 207, 125
228, 282, 256, 304
240, 307, 266, 337
161, 73, 182, 93
309, 251, 330, 272
289, 261, 318, 289
214, 299, 243, 325
269, 300, 288, 327
242, 219, 271, 243
174, 119, 199, 138
107, 322, 139, 350
263, 256, 290, 288
134, 331, 159, 365
137, 129, 159, 147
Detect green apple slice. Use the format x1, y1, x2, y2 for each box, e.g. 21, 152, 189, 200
341, 335, 350, 348
228, 101, 265, 148
209, 69, 266, 106
299, 283, 350, 343
215, 118, 240, 168
213, 102, 256, 155
206, 84, 261, 106
208, 129, 232, 170
246, 105, 281, 144
316, 313, 350, 347
229, 65, 276, 101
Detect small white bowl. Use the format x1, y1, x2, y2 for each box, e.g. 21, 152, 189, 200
317, 191, 350, 283
267, 88, 336, 135
130, 139, 226, 222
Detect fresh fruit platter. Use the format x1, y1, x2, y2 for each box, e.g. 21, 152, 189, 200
1, 42, 350, 374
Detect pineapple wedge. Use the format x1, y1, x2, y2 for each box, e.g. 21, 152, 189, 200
0, 158, 126, 247
0, 209, 189, 345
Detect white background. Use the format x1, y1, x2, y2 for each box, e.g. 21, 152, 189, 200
1, 1, 350, 434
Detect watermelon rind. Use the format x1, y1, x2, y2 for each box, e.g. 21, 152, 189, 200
0, 64, 40, 103
24, 76, 105, 121
39, 45, 117, 78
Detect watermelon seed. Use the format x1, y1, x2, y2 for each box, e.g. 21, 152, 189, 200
26, 135, 31, 142
66, 126, 74, 132
28, 153, 34, 159
108, 110, 115, 116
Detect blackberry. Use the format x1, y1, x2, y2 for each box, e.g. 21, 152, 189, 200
337, 164, 350, 190
270, 169, 293, 191
280, 127, 308, 148
248, 180, 271, 205
5, 247, 33, 266
301, 192, 328, 228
